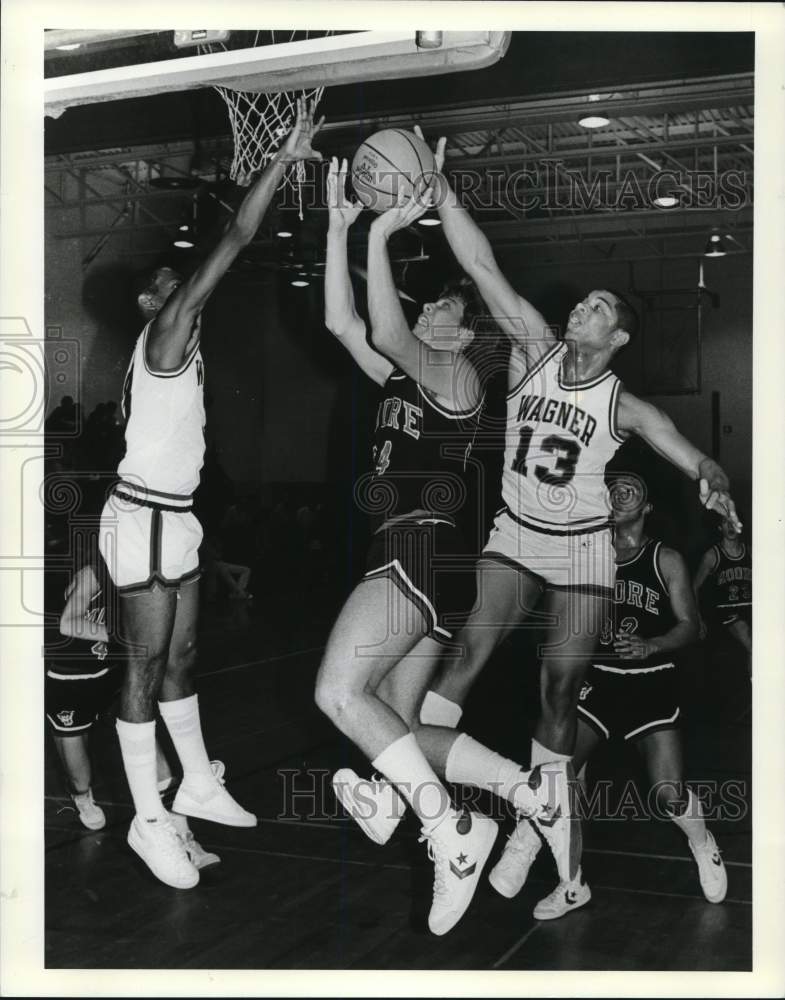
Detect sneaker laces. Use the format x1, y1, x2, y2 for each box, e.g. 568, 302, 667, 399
538, 880, 569, 908
151, 817, 191, 861
419, 828, 449, 901
505, 819, 539, 856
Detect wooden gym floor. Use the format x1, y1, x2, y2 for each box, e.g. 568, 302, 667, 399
45, 584, 751, 971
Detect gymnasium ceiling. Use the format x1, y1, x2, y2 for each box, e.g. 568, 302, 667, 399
44, 31, 754, 270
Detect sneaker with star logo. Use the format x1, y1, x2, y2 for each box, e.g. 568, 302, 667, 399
689, 830, 727, 903
420, 809, 498, 936
533, 872, 591, 920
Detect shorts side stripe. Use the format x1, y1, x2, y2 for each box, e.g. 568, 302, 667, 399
593, 661, 675, 675
624, 706, 680, 741
363, 559, 450, 639
151, 509, 162, 575
46, 668, 110, 680
46, 714, 93, 733
577, 705, 610, 739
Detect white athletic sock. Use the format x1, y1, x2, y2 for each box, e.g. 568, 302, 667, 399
116, 719, 168, 821
531, 737, 571, 766
372, 733, 452, 830
158, 694, 214, 786
446, 733, 527, 804
668, 788, 708, 846
419, 690, 463, 728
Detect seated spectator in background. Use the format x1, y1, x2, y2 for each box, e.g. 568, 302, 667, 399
201, 536, 252, 602
46, 395, 78, 436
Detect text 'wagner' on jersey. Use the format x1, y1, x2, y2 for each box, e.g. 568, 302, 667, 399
502, 342, 624, 532
118, 322, 206, 495
596, 539, 677, 669
367, 369, 483, 532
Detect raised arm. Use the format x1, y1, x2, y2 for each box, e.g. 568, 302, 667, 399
148, 97, 324, 371
366, 189, 480, 412
324, 158, 393, 386
414, 127, 554, 367
613, 547, 699, 659
692, 546, 720, 640
617, 390, 742, 530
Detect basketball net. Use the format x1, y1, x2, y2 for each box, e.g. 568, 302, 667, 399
203, 32, 332, 218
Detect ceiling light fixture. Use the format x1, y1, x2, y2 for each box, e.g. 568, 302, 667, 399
290, 279, 309, 288
579, 93, 610, 129
173, 223, 195, 249
703, 230, 727, 258
653, 194, 679, 208
276, 230, 293, 238
578, 113, 610, 129
417, 217, 441, 227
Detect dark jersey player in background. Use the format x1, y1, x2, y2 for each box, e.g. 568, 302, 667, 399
694, 516, 752, 678
488, 470, 728, 918
46, 550, 219, 869
315, 161, 580, 937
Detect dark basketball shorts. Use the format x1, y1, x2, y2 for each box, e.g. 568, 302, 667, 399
45, 661, 122, 737
719, 605, 752, 629
362, 514, 476, 644
577, 661, 680, 743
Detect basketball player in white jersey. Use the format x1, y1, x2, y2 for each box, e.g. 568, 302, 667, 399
99, 99, 323, 889
359, 129, 741, 904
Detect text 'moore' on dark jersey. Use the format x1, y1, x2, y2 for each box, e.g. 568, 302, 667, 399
706, 542, 752, 611
596, 539, 678, 670
364, 368, 484, 535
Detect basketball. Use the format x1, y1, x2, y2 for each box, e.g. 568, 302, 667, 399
351, 129, 437, 213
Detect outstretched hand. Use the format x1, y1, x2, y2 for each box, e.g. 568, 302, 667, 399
281, 96, 325, 162
699, 478, 742, 531
326, 157, 363, 229
413, 124, 447, 173
371, 178, 435, 237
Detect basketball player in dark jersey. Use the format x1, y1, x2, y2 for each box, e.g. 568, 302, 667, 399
489, 471, 728, 915
317, 160, 581, 937
46, 551, 219, 868
98, 100, 323, 889
694, 517, 752, 677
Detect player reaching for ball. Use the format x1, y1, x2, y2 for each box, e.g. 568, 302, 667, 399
98, 99, 323, 890
316, 159, 582, 936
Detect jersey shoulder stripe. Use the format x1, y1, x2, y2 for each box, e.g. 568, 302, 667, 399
506, 341, 564, 400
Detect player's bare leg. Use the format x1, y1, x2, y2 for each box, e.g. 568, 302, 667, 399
535, 589, 610, 757
52, 732, 106, 830
637, 728, 727, 902
115, 588, 199, 887
158, 578, 255, 827
727, 618, 752, 678
423, 558, 541, 722
316, 577, 499, 935
376, 635, 445, 729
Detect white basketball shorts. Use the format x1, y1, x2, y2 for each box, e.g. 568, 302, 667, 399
482, 506, 615, 596
99, 481, 202, 594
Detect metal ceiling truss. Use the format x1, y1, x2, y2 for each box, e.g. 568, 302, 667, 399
46, 73, 753, 265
